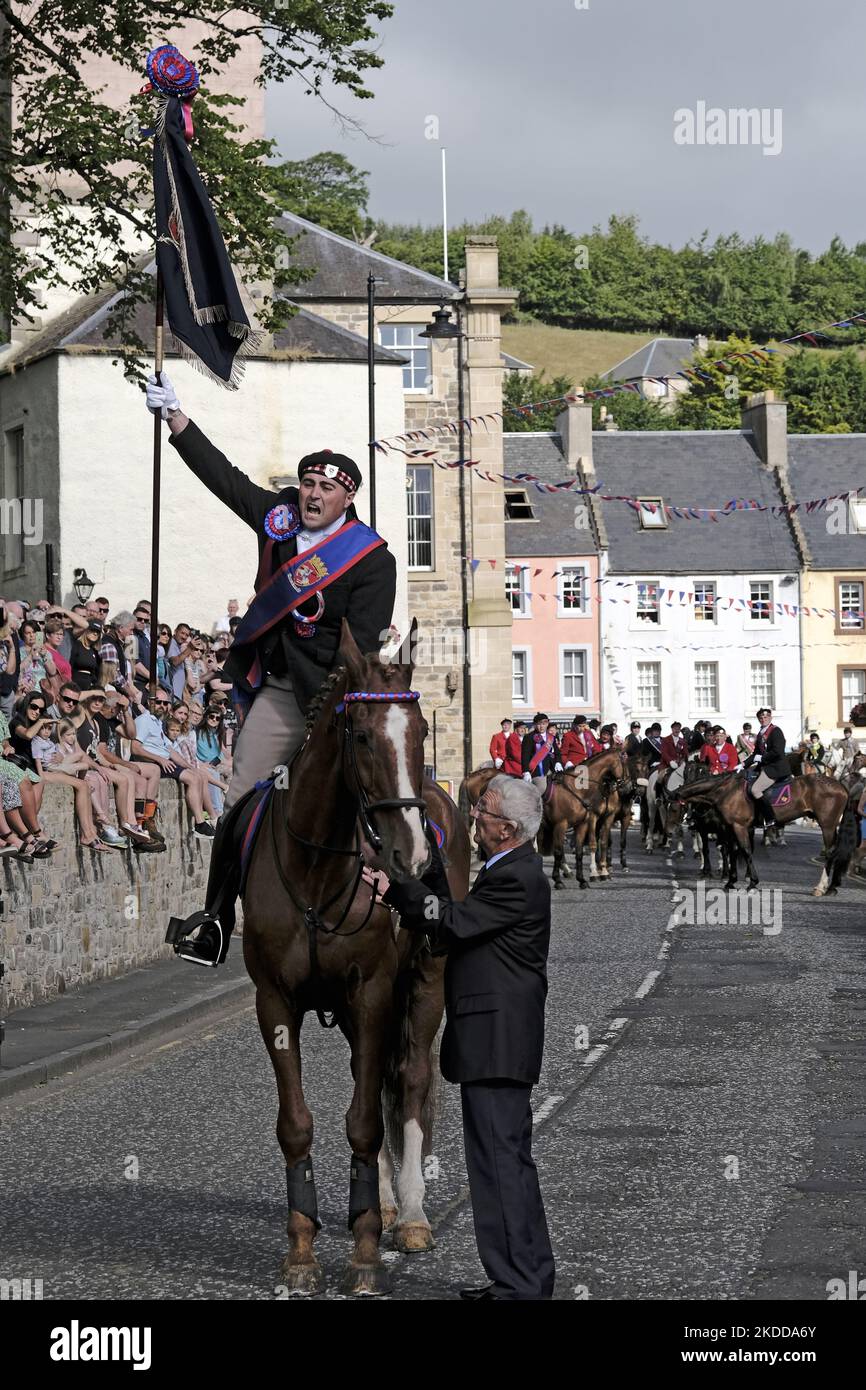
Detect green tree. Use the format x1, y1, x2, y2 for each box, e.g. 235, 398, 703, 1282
502, 369, 575, 432
0, 0, 393, 369
273, 151, 369, 239
784, 347, 866, 433
671, 335, 786, 429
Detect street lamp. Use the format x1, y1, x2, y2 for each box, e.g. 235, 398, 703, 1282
72, 567, 95, 603
421, 303, 472, 778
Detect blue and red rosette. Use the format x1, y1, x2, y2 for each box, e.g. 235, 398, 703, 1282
145, 44, 199, 98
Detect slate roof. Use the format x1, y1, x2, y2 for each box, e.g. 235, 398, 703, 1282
0, 260, 406, 374
276, 213, 459, 303
786, 436, 866, 570
501, 351, 534, 371
503, 433, 598, 557
601, 337, 697, 383
591, 432, 801, 574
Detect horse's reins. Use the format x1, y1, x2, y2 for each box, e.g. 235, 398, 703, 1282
269, 689, 427, 1028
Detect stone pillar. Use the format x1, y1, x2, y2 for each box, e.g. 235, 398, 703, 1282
463, 238, 518, 770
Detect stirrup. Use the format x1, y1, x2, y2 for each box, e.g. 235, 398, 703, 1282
166, 911, 225, 966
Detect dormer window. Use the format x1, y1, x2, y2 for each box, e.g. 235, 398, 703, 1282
505, 489, 535, 521
638, 498, 667, 529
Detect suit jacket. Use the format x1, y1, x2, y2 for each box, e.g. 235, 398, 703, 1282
746, 724, 791, 780
169, 421, 397, 714
640, 735, 663, 767
489, 731, 508, 762
386, 841, 551, 1085
659, 733, 687, 767
560, 728, 601, 765
503, 731, 523, 776
521, 730, 560, 775
699, 740, 738, 773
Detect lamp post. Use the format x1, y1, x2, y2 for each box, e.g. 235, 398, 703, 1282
421, 303, 472, 778
367, 272, 387, 531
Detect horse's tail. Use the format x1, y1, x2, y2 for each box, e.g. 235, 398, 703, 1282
826, 803, 861, 890
538, 813, 553, 857
457, 777, 472, 824
381, 969, 441, 1162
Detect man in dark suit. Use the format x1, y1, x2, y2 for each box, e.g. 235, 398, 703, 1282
744, 707, 791, 799
384, 773, 554, 1301
147, 372, 396, 966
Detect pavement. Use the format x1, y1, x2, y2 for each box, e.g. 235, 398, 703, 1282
2, 825, 866, 1300
0, 944, 254, 1100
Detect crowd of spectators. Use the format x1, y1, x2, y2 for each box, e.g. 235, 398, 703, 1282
0, 592, 241, 861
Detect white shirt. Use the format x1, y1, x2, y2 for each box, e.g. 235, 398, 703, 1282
296, 513, 346, 554
481, 845, 520, 872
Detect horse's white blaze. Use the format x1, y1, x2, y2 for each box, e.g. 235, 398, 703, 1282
384, 705, 428, 868
395, 1119, 428, 1226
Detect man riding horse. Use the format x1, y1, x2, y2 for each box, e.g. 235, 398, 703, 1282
741, 706, 791, 811
147, 373, 398, 966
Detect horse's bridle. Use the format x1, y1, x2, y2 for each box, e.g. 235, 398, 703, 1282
335, 690, 428, 851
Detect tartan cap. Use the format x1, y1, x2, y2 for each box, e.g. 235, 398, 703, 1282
298, 449, 362, 493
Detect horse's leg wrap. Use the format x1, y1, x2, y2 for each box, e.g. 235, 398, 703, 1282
347, 1156, 381, 1230
286, 1158, 321, 1231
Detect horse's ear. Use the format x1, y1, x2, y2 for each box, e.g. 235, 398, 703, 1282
405, 616, 418, 674
338, 619, 366, 682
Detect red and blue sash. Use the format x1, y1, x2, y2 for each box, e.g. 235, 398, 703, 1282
231, 520, 385, 709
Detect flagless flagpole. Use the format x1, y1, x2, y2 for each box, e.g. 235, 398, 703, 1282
149, 268, 164, 688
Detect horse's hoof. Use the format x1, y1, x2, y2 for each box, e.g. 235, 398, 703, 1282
579, 881, 588, 890
826, 887, 838, 896
554, 880, 564, 890
812, 887, 826, 898
621, 866, 629, 875
381, 1204, 398, 1232
342, 1262, 391, 1296
393, 1221, 435, 1254
279, 1259, 326, 1295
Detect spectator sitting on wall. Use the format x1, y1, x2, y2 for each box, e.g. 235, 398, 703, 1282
34, 717, 113, 851
105, 686, 163, 843
131, 686, 216, 838
76, 688, 150, 846
131, 606, 153, 689
183, 632, 208, 706
99, 611, 137, 692
46, 680, 81, 721
156, 624, 173, 691
196, 703, 231, 815
43, 603, 88, 663
70, 620, 102, 691
0, 704, 54, 858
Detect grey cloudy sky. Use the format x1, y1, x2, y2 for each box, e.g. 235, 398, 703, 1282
265, 0, 866, 256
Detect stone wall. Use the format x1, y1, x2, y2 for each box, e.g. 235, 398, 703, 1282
0, 784, 211, 1011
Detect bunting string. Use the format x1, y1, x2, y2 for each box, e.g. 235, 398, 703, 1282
465, 566, 865, 623
371, 305, 866, 454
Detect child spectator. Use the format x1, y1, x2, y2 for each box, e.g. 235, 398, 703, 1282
34, 718, 112, 851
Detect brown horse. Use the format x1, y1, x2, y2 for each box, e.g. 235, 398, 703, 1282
458, 762, 498, 824
540, 748, 633, 888
605, 751, 650, 872
242, 620, 470, 1295
676, 769, 854, 895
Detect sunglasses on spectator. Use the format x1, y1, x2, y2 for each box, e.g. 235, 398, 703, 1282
206, 713, 220, 721
60, 695, 80, 705
152, 699, 171, 708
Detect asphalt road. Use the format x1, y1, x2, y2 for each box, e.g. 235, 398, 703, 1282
2, 824, 865, 1301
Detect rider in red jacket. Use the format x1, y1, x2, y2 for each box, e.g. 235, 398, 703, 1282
699, 727, 738, 774
561, 715, 601, 768
489, 718, 513, 769
503, 721, 525, 775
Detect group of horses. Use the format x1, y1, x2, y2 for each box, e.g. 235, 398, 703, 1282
459, 745, 865, 899
222, 623, 863, 1294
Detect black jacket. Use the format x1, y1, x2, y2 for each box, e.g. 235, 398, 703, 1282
521, 731, 561, 776
640, 735, 663, 767
386, 841, 551, 1085
745, 724, 791, 781
170, 422, 397, 714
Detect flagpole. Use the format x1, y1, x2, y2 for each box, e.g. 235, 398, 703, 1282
149, 267, 164, 688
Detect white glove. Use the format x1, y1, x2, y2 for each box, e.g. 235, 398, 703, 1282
565, 761, 574, 770
752, 754, 762, 765
146, 371, 181, 420
555, 762, 563, 772
734, 763, 745, 772
522, 771, 531, 781
494, 757, 503, 768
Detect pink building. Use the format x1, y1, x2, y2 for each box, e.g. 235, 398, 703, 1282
503, 430, 602, 728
